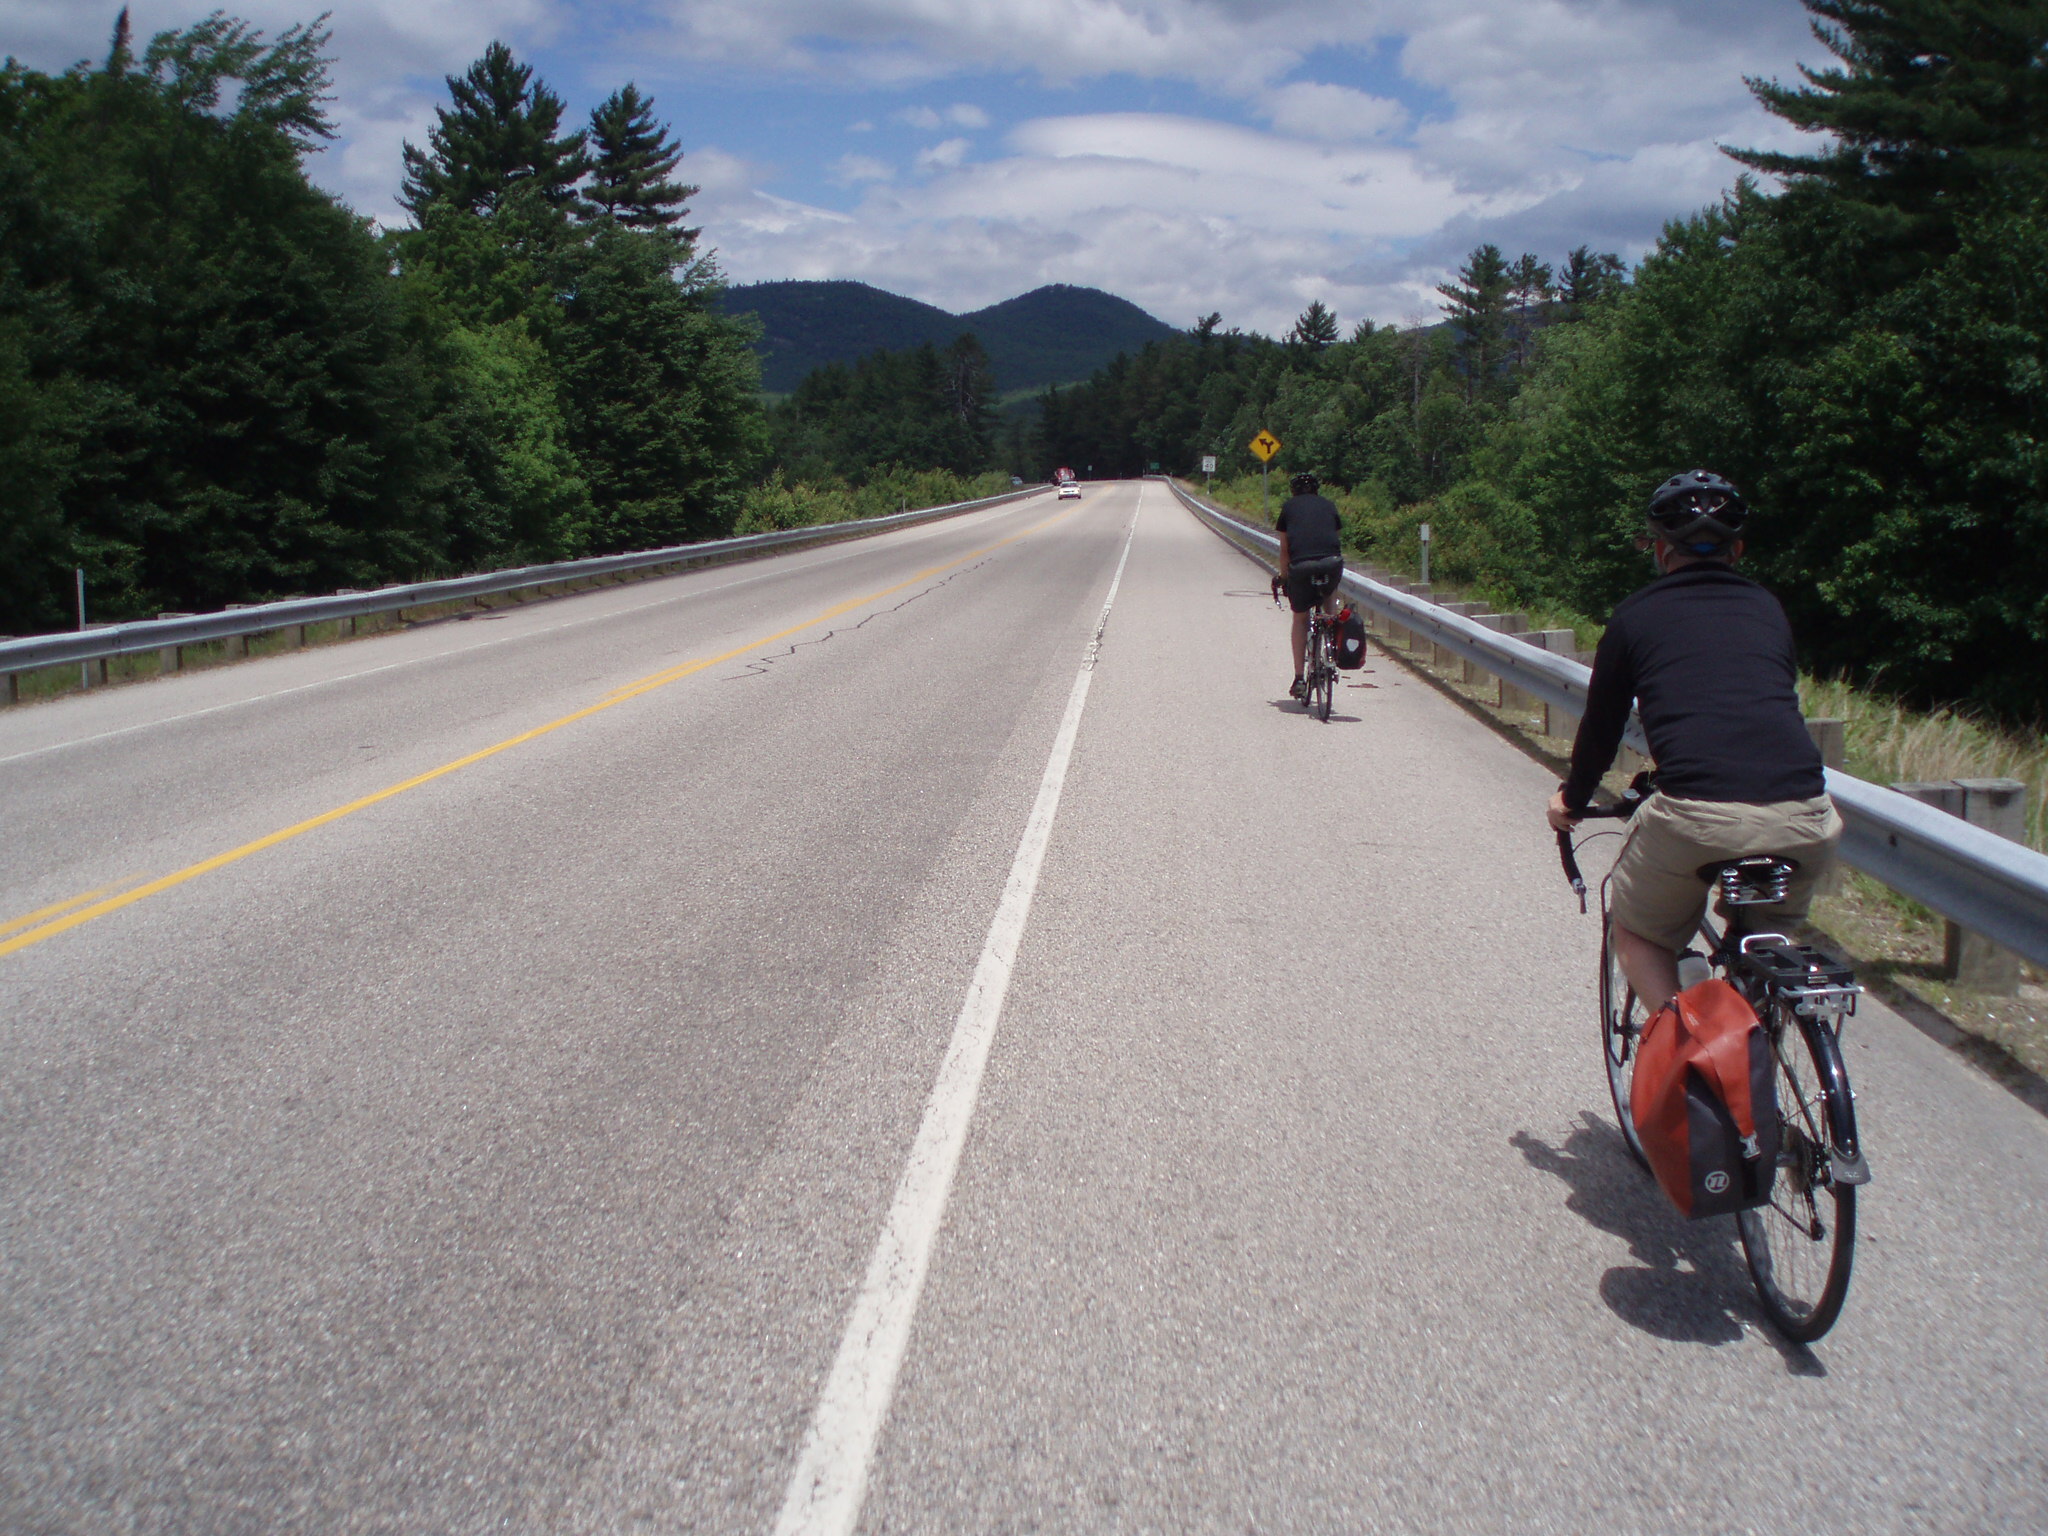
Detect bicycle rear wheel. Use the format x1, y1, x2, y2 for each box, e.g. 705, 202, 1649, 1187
1737, 1014, 1857, 1343
1599, 925, 1649, 1168
1312, 626, 1335, 720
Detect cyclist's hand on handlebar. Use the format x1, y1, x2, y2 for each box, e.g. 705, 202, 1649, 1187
1269, 574, 1285, 604
1546, 788, 1580, 834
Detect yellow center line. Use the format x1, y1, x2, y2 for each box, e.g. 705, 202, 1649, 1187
0, 878, 150, 936
0, 501, 1080, 961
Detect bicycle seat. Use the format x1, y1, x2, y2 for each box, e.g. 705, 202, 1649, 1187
1695, 855, 1798, 906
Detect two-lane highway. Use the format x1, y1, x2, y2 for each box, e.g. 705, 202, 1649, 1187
5, 482, 2046, 1533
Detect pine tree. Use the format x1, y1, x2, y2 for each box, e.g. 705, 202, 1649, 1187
104, 8, 132, 74
1727, 0, 2048, 228
587, 84, 698, 242
1437, 244, 1512, 397
1557, 246, 1625, 313
400, 43, 589, 219
1506, 252, 1553, 367
1288, 299, 1339, 351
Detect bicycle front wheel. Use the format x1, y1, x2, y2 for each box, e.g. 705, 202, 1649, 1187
1600, 924, 1649, 1169
1737, 1014, 1857, 1343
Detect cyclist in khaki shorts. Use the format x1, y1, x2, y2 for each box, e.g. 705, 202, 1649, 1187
1546, 470, 1841, 1015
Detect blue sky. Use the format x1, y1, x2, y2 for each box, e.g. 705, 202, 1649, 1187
2, 0, 1829, 334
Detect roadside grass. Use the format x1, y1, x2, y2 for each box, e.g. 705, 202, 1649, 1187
1797, 675, 2048, 853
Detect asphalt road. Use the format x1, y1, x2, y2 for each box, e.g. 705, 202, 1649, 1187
3, 482, 2045, 1534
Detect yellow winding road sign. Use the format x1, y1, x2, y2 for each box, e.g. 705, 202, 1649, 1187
1249, 429, 1281, 463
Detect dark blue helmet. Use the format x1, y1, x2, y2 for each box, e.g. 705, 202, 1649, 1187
1289, 472, 1321, 496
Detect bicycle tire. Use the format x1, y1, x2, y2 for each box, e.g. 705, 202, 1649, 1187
1737, 1013, 1857, 1342
1599, 925, 1650, 1169
1313, 623, 1335, 720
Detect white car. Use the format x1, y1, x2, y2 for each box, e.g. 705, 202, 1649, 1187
1057, 481, 1082, 499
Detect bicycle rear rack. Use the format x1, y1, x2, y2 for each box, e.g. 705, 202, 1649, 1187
1735, 935, 1861, 1020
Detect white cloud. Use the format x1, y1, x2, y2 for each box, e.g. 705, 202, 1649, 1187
0, 0, 565, 224
915, 136, 971, 170
695, 111, 1485, 331
833, 153, 896, 184
1262, 82, 1405, 142
894, 102, 991, 131
0, 0, 1839, 333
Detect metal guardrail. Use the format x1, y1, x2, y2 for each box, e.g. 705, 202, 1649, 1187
1164, 477, 2048, 969
0, 486, 1048, 679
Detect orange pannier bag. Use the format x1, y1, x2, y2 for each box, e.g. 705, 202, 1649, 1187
1631, 978, 1780, 1218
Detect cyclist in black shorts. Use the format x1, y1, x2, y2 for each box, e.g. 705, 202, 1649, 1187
1274, 471, 1345, 700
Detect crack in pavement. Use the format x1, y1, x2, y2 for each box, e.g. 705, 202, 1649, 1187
719, 559, 997, 681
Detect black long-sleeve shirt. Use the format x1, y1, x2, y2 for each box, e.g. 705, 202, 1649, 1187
1562, 564, 1824, 811
1275, 494, 1343, 561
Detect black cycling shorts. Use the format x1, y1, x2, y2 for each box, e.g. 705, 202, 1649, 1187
1282, 556, 1344, 613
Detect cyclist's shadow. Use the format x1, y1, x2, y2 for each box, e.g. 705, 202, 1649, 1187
1510, 1114, 1824, 1375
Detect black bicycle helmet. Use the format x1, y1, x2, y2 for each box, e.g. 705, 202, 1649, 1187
1289, 472, 1321, 496
1647, 469, 1747, 554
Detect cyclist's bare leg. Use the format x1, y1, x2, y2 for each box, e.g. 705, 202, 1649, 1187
1290, 611, 1308, 677
1612, 919, 1680, 1015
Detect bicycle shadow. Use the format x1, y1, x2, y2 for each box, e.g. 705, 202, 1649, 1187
1263, 699, 1364, 723
1511, 1114, 1825, 1376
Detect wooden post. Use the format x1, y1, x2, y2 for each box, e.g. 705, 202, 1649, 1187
1890, 782, 1972, 982
1532, 630, 1576, 737
1471, 615, 1505, 698
1493, 613, 1531, 712
1405, 586, 1433, 652
1804, 717, 1846, 771
1956, 778, 2028, 995
1437, 602, 1485, 667
157, 612, 194, 674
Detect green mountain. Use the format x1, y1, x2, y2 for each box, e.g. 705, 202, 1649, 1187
720, 280, 1178, 393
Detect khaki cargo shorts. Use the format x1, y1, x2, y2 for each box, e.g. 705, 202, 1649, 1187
1609, 792, 1843, 952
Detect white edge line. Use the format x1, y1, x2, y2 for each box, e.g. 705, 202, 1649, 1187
772, 491, 1142, 1536
0, 499, 1046, 769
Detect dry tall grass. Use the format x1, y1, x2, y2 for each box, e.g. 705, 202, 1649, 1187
1799, 676, 2047, 852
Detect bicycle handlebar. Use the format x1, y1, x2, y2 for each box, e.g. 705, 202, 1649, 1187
1556, 772, 1656, 913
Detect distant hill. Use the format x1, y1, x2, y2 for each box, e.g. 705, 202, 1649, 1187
719, 280, 1178, 393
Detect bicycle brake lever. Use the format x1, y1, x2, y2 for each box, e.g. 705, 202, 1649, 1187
1557, 829, 1588, 914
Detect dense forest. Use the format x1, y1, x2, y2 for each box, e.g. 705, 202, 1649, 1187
1039, 0, 2048, 723
0, 12, 763, 634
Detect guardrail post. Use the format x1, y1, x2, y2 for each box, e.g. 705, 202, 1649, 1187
1437, 603, 1485, 666
157, 613, 194, 673
1380, 581, 1411, 645
1470, 615, 1505, 697
1956, 779, 2028, 994
1891, 780, 2005, 989
1404, 586, 1433, 652
1495, 614, 1533, 717
1533, 631, 1576, 736
1804, 717, 1846, 770
1802, 719, 1847, 893
221, 604, 252, 657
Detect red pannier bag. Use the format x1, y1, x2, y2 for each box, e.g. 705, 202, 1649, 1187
1631, 978, 1780, 1218
1332, 607, 1368, 669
